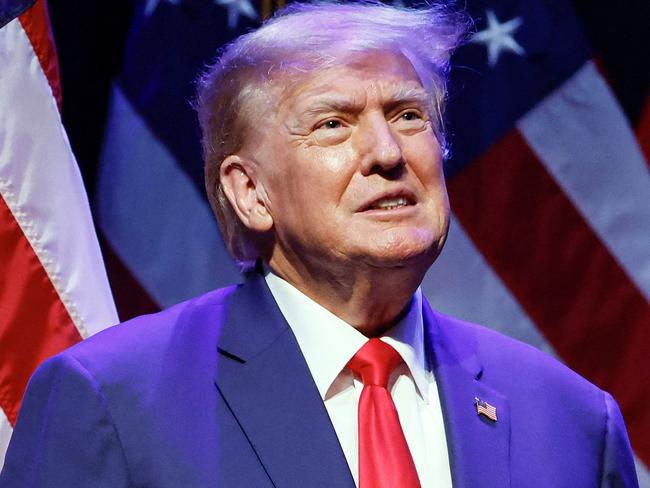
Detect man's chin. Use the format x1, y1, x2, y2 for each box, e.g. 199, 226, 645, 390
353, 243, 441, 271
360, 229, 445, 263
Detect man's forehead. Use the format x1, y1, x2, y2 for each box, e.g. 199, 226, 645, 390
278, 55, 428, 112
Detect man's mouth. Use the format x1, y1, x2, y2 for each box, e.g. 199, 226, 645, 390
369, 196, 411, 210
360, 190, 417, 212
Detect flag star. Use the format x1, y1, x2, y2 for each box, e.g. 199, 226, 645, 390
215, 0, 259, 30
144, 0, 181, 16
471, 10, 525, 68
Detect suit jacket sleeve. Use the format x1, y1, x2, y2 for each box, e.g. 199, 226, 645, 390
0, 354, 131, 488
600, 392, 639, 488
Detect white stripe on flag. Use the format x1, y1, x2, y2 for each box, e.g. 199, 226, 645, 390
0, 18, 118, 337
517, 61, 650, 300
0, 410, 11, 469
423, 213, 555, 357
636, 457, 650, 487
96, 86, 241, 308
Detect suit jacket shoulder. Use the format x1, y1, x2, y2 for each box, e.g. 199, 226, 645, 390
63, 285, 237, 374
430, 308, 602, 396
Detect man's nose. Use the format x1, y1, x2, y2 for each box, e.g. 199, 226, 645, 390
359, 117, 404, 176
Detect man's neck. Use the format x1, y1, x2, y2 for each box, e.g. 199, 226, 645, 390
265, 257, 425, 337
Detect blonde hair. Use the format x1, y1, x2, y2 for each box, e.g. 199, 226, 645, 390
195, 1, 468, 270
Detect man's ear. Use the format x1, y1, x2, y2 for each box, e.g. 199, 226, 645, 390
219, 155, 273, 232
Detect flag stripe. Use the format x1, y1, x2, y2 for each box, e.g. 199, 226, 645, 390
96, 86, 240, 308
0, 195, 82, 425
448, 128, 650, 465
517, 61, 650, 299
0, 409, 11, 468
0, 16, 118, 339
17, 0, 60, 110
0, 10, 83, 428
637, 457, 650, 488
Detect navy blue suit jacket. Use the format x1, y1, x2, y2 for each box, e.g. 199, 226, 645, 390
0, 274, 639, 487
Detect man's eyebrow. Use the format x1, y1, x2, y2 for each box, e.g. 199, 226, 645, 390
298, 86, 430, 118
301, 96, 366, 117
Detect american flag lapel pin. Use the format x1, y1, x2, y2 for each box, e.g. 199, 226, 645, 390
474, 397, 498, 422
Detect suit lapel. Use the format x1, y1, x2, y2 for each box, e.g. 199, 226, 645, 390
215, 274, 355, 488
424, 302, 511, 488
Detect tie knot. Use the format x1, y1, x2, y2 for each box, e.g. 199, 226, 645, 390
347, 338, 403, 388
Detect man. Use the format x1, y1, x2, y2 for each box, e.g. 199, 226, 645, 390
0, 2, 639, 487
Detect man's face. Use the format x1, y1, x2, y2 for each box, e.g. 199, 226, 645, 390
244, 51, 449, 274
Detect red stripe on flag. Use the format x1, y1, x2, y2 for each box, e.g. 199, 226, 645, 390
0, 195, 82, 425
637, 95, 650, 169
18, 0, 62, 111
448, 129, 650, 464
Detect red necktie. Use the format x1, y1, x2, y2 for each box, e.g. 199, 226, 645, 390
348, 338, 421, 488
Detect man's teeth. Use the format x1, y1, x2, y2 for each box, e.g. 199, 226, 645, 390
372, 197, 409, 210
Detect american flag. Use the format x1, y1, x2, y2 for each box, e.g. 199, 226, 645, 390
1, 0, 648, 483
0, 0, 118, 467
474, 397, 498, 422
439, 2, 649, 481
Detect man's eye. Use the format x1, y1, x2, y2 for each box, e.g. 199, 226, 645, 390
318, 120, 342, 130
400, 111, 421, 121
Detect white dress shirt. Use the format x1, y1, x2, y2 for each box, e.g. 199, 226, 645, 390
265, 272, 452, 488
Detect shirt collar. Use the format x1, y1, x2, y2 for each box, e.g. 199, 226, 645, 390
264, 271, 430, 402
